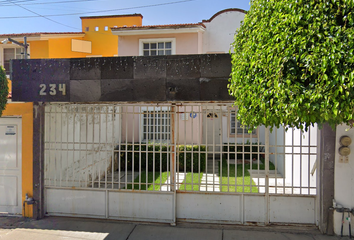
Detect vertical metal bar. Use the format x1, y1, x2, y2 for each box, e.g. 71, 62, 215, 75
48, 105, 52, 186
54, 105, 57, 187
212, 105, 215, 192
300, 128, 303, 194
275, 128, 278, 193
78, 105, 82, 188
98, 106, 101, 189
282, 127, 286, 194
191, 105, 194, 191
118, 106, 122, 189
242, 115, 245, 193
159, 107, 162, 191
125, 106, 128, 189
138, 105, 142, 190
308, 126, 311, 195
198, 105, 201, 191
145, 109, 148, 190
249, 121, 253, 192
166, 108, 170, 190
265, 127, 270, 225
152, 106, 156, 191
105, 105, 108, 189
66, 105, 69, 187
91, 106, 95, 188
59, 104, 63, 187
219, 106, 222, 193
111, 105, 115, 189
205, 108, 208, 191
184, 105, 187, 190
132, 106, 135, 190
292, 127, 294, 194
73, 105, 76, 187
176, 106, 180, 188
227, 108, 230, 192
86, 105, 89, 188
234, 109, 237, 192
257, 126, 261, 191
171, 105, 177, 225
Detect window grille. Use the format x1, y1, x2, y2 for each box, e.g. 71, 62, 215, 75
230, 111, 255, 135
143, 41, 172, 56
4, 48, 24, 75
143, 110, 170, 141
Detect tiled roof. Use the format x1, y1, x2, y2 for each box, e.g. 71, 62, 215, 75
80, 13, 143, 19
0, 32, 84, 38
112, 23, 206, 30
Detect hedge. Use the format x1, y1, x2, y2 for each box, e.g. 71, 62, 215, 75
223, 142, 264, 160
117, 144, 206, 173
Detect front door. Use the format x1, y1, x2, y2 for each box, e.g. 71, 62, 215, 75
0, 118, 22, 214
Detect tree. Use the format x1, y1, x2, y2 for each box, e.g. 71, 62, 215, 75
229, 0, 354, 130
0, 66, 8, 116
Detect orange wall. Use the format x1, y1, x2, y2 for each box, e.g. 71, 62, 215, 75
48, 38, 86, 58
29, 40, 49, 59
2, 102, 33, 217
82, 16, 142, 56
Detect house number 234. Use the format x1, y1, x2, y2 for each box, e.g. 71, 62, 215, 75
39, 84, 66, 96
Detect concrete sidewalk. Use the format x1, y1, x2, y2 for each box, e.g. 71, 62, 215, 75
0, 216, 347, 240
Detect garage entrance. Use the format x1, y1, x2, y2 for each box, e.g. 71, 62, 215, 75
43, 103, 318, 225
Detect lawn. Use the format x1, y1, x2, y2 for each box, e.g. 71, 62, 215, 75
219, 160, 275, 193
179, 172, 204, 191
126, 171, 169, 191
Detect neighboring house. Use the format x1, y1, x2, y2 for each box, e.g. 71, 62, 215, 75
0, 13, 142, 217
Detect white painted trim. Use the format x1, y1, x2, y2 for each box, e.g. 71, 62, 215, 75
0, 34, 85, 42
138, 38, 176, 56
112, 27, 205, 36
0, 44, 30, 74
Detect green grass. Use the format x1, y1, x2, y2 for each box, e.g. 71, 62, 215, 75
219, 160, 275, 193
179, 172, 204, 191
126, 171, 169, 191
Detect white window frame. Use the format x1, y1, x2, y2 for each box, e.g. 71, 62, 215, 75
230, 111, 257, 136
0, 44, 30, 77
140, 106, 171, 142
139, 38, 176, 56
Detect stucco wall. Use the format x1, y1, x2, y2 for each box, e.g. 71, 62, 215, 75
202, 10, 245, 53
118, 33, 199, 56
333, 124, 354, 236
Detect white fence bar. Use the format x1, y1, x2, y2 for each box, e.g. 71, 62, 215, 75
44, 103, 317, 196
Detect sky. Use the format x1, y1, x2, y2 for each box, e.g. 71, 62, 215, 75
0, 0, 251, 34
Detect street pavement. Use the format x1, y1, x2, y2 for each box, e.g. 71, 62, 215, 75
0, 216, 348, 240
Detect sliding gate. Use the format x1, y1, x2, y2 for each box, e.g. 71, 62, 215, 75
44, 102, 318, 225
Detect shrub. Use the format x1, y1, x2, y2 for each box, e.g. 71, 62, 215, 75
223, 142, 264, 160
118, 144, 206, 173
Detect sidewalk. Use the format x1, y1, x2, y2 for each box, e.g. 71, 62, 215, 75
0, 216, 346, 240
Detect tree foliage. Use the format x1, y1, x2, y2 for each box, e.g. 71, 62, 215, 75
0, 66, 8, 116
229, 0, 354, 130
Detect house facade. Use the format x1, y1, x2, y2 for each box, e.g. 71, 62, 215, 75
3, 7, 339, 236
0, 14, 142, 217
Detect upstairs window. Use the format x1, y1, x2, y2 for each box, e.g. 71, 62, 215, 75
139, 38, 176, 56
3, 48, 24, 75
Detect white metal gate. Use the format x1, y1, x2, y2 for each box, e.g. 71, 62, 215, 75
0, 117, 22, 215
44, 103, 318, 225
